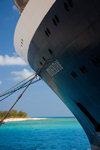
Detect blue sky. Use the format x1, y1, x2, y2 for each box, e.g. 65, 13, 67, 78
0, 0, 73, 117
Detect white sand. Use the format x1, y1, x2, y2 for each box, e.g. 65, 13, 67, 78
2, 118, 47, 123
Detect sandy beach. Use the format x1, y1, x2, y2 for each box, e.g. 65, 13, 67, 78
1, 118, 47, 123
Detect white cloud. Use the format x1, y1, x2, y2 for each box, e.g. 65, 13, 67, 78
13, 5, 18, 11
11, 69, 33, 81
0, 80, 2, 86
0, 55, 26, 66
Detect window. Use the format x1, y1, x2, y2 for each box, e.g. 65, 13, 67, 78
55, 15, 59, 23
71, 72, 77, 78
52, 15, 60, 26
91, 57, 100, 67
68, 0, 73, 7
45, 30, 49, 37
40, 62, 43, 65
64, 0, 73, 11
21, 39, 23, 47
52, 19, 57, 26
64, 2, 69, 11
45, 28, 51, 37
48, 49, 53, 55
80, 66, 88, 73
46, 28, 51, 34
42, 57, 46, 61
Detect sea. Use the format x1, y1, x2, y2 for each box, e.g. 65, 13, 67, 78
0, 117, 91, 150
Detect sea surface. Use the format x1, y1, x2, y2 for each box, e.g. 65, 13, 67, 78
0, 117, 91, 150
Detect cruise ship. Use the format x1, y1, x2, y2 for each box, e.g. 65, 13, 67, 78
13, 0, 100, 149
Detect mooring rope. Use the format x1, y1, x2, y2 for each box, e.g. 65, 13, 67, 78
0, 61, 46, 126
0, 78, 41, 102
0, 74, 36, 97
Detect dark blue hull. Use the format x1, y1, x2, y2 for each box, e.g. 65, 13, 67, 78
28, 0, 100, 149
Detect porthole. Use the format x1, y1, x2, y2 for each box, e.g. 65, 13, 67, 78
45, 30, 49, 37
21, 39, 23, 48
42, 57, 46, 61
52, 15, 60, 26
52, 19, 57, 26
46, 28, 51, 34
71, 72, 77, 78
64, 2, 69, 11
48, 49, 53, 55
40, 62, 43, 65
68, 0, 73, 7
91, 59, 98, 67
55, 15, 59, 23
80, 66, 88, 73
45, 28, 51, 37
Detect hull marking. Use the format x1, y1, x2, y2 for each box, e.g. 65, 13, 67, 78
46, 60, 63, 77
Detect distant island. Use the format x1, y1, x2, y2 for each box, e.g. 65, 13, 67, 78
0, 110, 47, 123
0, 110, 27, 119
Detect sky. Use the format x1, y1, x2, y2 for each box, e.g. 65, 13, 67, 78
0, 0, 73, 117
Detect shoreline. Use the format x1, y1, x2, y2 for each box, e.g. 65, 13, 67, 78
1, 118, 47, 123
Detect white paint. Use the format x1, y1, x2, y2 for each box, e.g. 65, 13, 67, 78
14, 0, 56, 63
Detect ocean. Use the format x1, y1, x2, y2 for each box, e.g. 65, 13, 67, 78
0, 117, 91, 150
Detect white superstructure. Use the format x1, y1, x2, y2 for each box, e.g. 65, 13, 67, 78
14, 0, 56, 63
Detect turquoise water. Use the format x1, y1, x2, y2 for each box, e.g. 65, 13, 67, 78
0, 118, 90, 150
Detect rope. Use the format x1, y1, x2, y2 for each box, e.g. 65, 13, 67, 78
0, 61, 46, 126
0, 74, 36, 97
0, 57, 54, 100
0, 78, 41, 102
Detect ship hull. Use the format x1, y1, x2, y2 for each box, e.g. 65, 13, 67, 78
28, 45, 100, 149
14, 0, 100, 149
